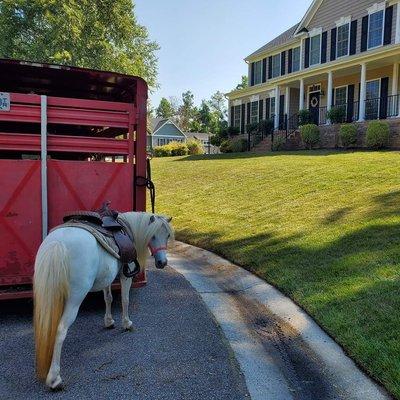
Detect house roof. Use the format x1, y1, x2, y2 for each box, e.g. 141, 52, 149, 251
185, 132, 210, 141
149, 117, 168, 134
246, 23, 299, 60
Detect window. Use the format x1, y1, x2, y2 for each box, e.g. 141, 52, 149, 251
270, 97, 276, 117
234, 105, 241, 128
250, 101, 259, 124
292, 47, 301, 72
310, 34, 321, 66
253, 61, 262, 85
337, 23, 350, 57
368, 10, 384, 49
335, 87, 348, 106
271, 54, 281, 78
158, 138, 166, 146
366, 79, 381, 119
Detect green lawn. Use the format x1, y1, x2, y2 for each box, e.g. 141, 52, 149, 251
152, 150, 400, 398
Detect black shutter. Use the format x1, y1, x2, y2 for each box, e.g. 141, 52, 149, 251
265, 98, 271, 119
361, 15, 369, 52
288, 49, 293, 74
259, 99, 264, 122
347, 85, 355, 123
380, 77, 389, 119
330, 27, 337, 61
384, 6, 394, 45
304, 38, 310, 68
281, 51, 286, 76
268, 56, 273, 79
321, 31, 328, 63
262, 58, 267, 83
349, 20, 357, 55
241, 104, 245, 133
230, 106, 234, 127
279, 95, 285, 116
250, 63, 255, 86
247, 102, 251, 124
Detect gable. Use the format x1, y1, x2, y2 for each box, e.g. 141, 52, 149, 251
153, 122, 185, 137
306, 0, 381, 32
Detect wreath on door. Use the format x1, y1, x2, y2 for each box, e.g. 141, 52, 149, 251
310, 96, 319, 108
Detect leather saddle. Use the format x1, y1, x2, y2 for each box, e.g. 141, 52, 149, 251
63, 202, 140, 278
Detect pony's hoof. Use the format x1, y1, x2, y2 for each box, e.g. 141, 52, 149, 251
47, 375, 63, 391
123, 321, 134, 331
104, 318, 115, 329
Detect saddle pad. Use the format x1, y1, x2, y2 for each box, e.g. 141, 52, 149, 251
52, 220, 121, 260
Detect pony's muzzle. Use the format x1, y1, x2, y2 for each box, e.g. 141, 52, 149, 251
156, 259, 168, 269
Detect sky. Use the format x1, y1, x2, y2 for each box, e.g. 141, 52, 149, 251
135, 0, 311, 108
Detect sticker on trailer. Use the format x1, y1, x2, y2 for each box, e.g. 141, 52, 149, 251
0, 92, 10, 111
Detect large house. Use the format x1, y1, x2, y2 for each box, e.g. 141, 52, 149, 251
227, 0, 400, 132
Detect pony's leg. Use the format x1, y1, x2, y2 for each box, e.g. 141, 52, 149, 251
120, 275, 133, 331
46, 297, 83, 390
103, 286, 115, 328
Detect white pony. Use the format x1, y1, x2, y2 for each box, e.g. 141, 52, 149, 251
33, 212, 173, 390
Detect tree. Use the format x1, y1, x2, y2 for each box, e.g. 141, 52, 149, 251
198, 101, 212, 132
156, 98, 175, 119
178, 91, 197, 132
0, 0, 159, 89
235, 75, 248, 90
210, 91, 227, 120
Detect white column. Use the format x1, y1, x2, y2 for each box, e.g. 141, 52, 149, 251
358, 63, 367, 122
285, 87, 290, 115
396, 1, 400, 43
327, 71, 333, 111
274, 86, 280, 129
299, 79, 305, 111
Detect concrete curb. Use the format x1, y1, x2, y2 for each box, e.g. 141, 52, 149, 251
169, 241, 392, 400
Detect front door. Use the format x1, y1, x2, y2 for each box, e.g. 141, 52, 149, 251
309, 92, 320, 125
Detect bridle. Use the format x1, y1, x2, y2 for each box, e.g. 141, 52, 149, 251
149, 245, 167, 256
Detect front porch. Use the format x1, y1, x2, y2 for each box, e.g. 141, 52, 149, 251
275, 55, 400, 132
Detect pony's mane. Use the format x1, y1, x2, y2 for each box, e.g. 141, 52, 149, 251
118, 212, 174, 270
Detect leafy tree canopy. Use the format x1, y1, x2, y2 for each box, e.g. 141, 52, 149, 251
156, 97, 175, 119
235, 75, 248, 90
0, 0, 159, 89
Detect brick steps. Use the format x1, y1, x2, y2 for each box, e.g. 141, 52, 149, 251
252, 136, 272, 153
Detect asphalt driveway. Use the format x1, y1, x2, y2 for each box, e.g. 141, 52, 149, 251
0, 265, 250, 400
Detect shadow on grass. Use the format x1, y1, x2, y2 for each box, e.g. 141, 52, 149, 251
174, 149, 395, 162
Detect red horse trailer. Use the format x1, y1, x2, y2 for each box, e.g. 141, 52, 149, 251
0, 59, 148, 300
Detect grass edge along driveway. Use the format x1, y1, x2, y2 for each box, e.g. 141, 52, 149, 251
152, 150, 400, 399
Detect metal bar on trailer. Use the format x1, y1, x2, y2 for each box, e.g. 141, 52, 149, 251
41, 95, 48, 240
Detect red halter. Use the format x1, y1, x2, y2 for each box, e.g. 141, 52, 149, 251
149, 245, 167, 256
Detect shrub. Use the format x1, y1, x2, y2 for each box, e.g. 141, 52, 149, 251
300, 124, 320, 149
231, 138, 248, 153
167, 141, 189, 156
366, 121, 390, 149
340, 124, 358, 148
153, 146, 172, 157
259, 119, 274, 136
246, 123, 259, 134
220, 140, 233, 153
186, 139, 204, 155
227, 126, 240, 136
272, 135, 286, 151
327, 106, 346, 124
298, 109, 312, 126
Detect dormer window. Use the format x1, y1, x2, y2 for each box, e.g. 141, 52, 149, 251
368, 9, 384, 49
310, 34, 321, 66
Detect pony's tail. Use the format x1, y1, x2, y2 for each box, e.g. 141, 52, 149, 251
33, 241, 69, 381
